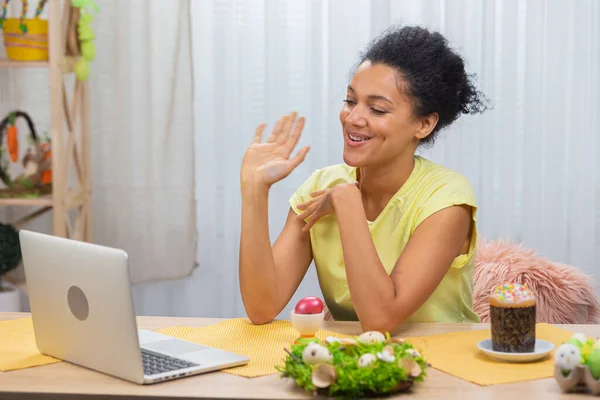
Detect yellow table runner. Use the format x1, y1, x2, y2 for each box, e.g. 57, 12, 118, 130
155, 318, 352, 377
406, 323, 573, 386
0, 318, 61, 371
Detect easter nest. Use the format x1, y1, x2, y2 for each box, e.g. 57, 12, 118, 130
276, 331, 428, 399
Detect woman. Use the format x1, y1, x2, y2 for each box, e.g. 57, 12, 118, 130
239, 25, 487, 333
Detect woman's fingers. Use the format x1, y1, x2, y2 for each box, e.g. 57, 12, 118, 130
265, 115, 287, 143
296, 202, 319, 221
262, 112, 305, 158
282, 115, 305, 156
297, 190, 327, 209
297, 194, 324, 210
310, 189, 328, 198
252, 123, 267, 144
277, 112, 297, 144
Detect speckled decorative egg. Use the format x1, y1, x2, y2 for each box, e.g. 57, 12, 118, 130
357, 331, 385, 345
302, 342, 333, 365
357, 353, 377, 368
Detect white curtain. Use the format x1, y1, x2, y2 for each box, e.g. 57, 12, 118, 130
89, 0, 196, 286
183, 0, 600, 319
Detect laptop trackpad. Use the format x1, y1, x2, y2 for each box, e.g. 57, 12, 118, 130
143, 339, 210, 355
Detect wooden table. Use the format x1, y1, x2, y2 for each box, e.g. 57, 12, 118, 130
0, 312, 595, 399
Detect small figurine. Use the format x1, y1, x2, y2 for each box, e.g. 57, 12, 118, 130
555, 343, 582, 377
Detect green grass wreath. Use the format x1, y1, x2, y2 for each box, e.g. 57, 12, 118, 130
276, 331, 428, 399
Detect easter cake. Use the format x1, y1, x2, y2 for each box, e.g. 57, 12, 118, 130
489, 283, 536, 353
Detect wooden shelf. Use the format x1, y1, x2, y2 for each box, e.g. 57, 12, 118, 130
0, 195, 53, 206
0, 0, 91, 243
0, 59, 50, 68
0, 57, 76, 73
0, 188, 86, 207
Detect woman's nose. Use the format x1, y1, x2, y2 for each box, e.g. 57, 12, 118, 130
345, 107, 367, 127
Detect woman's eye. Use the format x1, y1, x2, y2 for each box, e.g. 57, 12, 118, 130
343, 100, 387, 115
371, 108, 387, 115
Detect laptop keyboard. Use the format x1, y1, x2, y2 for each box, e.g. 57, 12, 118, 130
141, 348, 200, 376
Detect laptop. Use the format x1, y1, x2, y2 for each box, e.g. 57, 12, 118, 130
19, 229, 248, 384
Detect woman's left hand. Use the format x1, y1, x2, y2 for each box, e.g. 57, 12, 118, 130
296, 182, 359, 231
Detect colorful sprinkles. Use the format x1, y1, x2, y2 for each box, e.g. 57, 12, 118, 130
491, 283, 535, 305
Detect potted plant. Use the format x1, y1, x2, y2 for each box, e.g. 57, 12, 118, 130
0, 223, 22, 312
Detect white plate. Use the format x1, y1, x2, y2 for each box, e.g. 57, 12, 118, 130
477, 339, 555, 363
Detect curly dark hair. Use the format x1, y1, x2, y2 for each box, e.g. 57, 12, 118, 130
354, 25, 489, 145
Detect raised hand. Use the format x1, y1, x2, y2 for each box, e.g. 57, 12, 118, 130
241, 112, 310, 188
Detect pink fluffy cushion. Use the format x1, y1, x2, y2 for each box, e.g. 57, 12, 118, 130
474, 238, 600, 324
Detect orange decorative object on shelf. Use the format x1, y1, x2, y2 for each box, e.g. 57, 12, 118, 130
0, 110, 52, 198
39, 141, 51, 184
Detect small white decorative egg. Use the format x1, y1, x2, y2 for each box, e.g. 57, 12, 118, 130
357, 353, 377, 368
357, 331, 386, 345
302, 342, 333, 365
554, 343, 581, 371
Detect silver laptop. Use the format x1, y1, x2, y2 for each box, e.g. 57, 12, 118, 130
19, 229, 248, 384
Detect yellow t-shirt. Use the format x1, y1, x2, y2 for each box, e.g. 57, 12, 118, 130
289, 156, 480, 323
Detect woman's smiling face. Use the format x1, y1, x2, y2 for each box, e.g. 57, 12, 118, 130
339, 61, 436, 168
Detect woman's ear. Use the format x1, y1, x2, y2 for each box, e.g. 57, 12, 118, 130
415, 112, 439, 140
